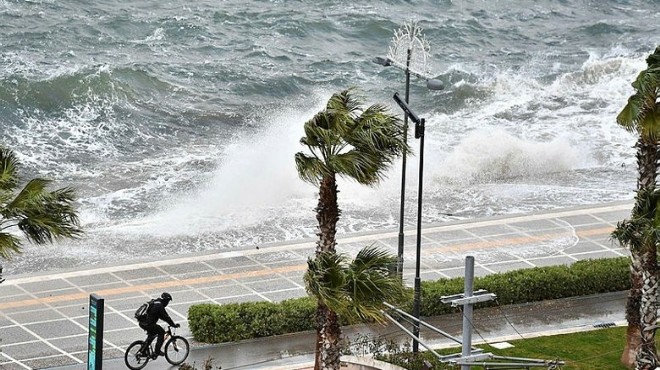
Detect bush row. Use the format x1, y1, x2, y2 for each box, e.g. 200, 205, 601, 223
188, 257, 630, 343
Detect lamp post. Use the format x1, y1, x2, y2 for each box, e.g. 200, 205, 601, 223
373, 22, 443, 278
393, 92, 426, 353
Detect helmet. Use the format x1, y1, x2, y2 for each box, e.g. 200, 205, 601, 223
161, 292, 173, 302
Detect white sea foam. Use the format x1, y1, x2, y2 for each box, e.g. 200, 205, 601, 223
434, 129, 588, 184
108, 96, 328, 236
2, 1, 655, 275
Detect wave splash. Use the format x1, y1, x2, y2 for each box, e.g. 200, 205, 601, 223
436, 129, 589, 184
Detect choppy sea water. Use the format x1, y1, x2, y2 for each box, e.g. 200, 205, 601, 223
1, 0, 656, 275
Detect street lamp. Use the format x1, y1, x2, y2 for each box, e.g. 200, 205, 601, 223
393, 91, 426, 354
372, 23, 443, 279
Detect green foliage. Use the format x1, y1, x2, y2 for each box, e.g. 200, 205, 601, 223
421, 258, 630, 316
295, 88, 408, 186
377, 326, 640, 369
187, 303, 247, 343
304, 245, 410, 325
188, 298, 316, 343
616, 46, 660, 137
0, 147, 82, 260
188, 257, 630, 343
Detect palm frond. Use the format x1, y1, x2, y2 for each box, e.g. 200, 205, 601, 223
5, 178, 51, 213
350, 106, 408, 154
0, 148, 19, 192
296, 87, 407, 187
617, 94, 647, 131
617, 60, 660, 140
343, 245, 409, 323
327, 88, 362, 118
304, 252, 348, 310
304, 246, 409, 324
0, 232, 21, 260
17, 186, 82, 244
612, 187, 660, 252
329, 150, 382, 185
295, 152, 328, 185
646, 47, 660, 68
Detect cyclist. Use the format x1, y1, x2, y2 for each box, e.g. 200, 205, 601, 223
139, 292, 180, 357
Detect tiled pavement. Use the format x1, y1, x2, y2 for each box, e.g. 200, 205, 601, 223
0, 201, 632, 369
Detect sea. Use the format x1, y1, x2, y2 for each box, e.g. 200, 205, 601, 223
1, 0, 657, 276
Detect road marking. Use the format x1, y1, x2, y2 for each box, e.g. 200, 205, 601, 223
0, 264, 307, 310
0, 351, 31, 369
427, 227, 613, 253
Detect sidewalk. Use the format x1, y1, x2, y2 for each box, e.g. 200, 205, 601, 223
0, 201, 631, 369
49, 291, 627, 369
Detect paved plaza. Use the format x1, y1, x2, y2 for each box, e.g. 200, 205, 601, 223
0, 201, 632, 369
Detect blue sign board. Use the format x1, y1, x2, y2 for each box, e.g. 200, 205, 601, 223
88, 294, 104, 369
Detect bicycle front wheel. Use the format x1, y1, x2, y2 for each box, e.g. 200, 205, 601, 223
124, 340, 149, 370
164, 335, 190, 365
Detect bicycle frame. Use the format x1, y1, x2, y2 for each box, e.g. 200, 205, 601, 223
140, 327, 174, 358
125, 326, 187, 370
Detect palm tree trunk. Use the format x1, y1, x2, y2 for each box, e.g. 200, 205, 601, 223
636, 139, 657, 190
635, 247, 659, 370
624, 138, 659, 369
316, 175, 339, 254
313, 174, 341, 370
623, 257, 643, 368
314, 302, 342, 370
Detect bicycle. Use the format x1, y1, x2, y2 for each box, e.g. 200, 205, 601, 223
124, 326, 190, 369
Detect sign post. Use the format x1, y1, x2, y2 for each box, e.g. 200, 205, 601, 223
88, 294, 104, 369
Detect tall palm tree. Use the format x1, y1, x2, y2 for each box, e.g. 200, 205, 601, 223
295, 88, 409, 370
0, 147, 82, 262
304, 246, 409, 370
613, 46, 660, 369
613, 187, 660, 370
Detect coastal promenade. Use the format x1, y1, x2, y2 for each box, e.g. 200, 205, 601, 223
0, 201, 631, 369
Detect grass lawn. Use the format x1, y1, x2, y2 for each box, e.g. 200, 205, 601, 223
485, 326, 629, 369
379, 326, 651, 370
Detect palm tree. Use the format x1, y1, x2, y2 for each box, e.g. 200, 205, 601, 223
295, 88, 409, 370
304, 245, 410, 370
613, 187, 660, 370
0, 147, 82, 262
613, 46, 660, 369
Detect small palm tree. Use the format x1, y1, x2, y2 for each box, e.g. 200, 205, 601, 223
304, 245, 410, 370
0, 147, 82, 262
613, 46, 660, 369
295, 88, 409, 370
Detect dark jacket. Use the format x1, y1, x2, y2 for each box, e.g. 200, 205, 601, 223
142, 298, 176, 327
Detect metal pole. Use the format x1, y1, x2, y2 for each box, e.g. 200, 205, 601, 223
462, 256, 475, 370
412, 117, 425, 353
397, 48, 412, 278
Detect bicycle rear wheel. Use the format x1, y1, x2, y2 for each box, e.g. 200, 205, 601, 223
125, 340, 150, 370
164, 335, 190, 365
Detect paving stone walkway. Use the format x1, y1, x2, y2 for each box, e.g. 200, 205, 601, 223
0, 201, 631, 369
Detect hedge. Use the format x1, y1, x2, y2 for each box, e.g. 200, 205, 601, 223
188, 257, 630, 343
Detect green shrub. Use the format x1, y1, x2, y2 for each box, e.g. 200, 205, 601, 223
278, 297, 316, 332
188, 297, 317, 343
188, 257, 631, 343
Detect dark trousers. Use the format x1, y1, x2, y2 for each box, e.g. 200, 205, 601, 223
140, 323, 165, 353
